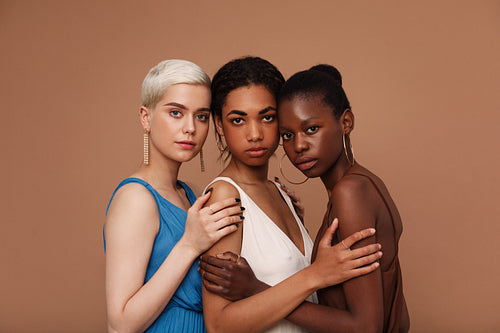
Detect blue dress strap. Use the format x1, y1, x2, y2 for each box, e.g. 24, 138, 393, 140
105, 177, 154, 214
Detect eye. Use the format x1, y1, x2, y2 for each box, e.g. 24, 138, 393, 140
231, 118, 244, 125
262, 114, 275, 122
281, 132, 293, 141
170, 110, 182, 118
305, 125, 319, 134
196, 113, 209, 122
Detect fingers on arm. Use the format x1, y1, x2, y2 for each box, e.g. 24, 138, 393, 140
331, 178, 378, 249
204, 181, 243, 224
319, 218, 338, 247
202, 181, 243, 256
341, 227, 377, 248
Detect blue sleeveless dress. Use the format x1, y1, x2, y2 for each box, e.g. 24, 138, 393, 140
104, 177, 205, 333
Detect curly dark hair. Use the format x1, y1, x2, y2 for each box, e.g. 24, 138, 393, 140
279, 64, 351, 118
211, 56, 285, 159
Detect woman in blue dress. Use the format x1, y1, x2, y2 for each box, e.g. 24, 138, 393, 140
103, 59, 244, 333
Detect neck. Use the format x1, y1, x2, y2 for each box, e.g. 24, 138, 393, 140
137, 151, 182, 190
222, 158, 269, 185
320, 157, 355, 197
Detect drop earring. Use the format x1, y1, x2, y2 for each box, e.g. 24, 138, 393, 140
343, 133, 355, 166
144, 130, 150, 165
279, 153, 309, 185
200, 149, 205, 172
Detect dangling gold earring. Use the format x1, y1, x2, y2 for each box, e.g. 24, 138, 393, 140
144, 130, 150, 165
279, 153, 309, 185
200, 149, 205, 172
343, 133, 355, 166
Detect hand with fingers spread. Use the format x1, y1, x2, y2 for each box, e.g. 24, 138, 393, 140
199, 217, 381, 302
199, 252, 266, 301
274, 177, 305, 223
180, 189, 244, 255
309, 218, 382, 290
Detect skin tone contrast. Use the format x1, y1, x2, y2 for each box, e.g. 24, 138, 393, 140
200, 85, 383, 333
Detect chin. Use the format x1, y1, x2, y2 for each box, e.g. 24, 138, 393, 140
242, 157, 269, 167
301, 167, 322, 179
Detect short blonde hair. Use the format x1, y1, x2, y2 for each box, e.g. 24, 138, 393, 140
141, 59, 211, 108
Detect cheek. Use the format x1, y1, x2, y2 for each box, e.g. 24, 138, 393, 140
196, 122, 210, 140
283, 141, 295, 158
264, 124, 279, 143
222, 125, 244, 148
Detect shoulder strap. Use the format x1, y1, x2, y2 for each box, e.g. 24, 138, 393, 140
348, 172, 399, 252
204, 177, 245, 196
105, 177, 156, 215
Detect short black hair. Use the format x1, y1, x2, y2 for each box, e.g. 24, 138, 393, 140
211, 56, 285, 158
279, 64, 350, 118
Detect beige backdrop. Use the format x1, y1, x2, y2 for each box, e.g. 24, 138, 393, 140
1, 1, 499, 332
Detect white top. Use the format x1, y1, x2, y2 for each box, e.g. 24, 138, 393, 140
206, 177, 317, 333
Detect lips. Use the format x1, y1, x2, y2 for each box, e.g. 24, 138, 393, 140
176, 140, 195, 150
245, 147, 268, 158
294, 156, 318, 171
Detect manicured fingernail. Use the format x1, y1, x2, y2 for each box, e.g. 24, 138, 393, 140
235, 198, 241, 202
240, 216, 245, 220
378, 244, 382, 249
240, 206, 246, 211
216, 253, 224, 258
292, 198, 297, 203
205, 187, 213, 194
369, 228, 376, 234
374, 262, 380, 268
235, 223, 239, 228
274, 176, 279, 181
378, 251, 383, 257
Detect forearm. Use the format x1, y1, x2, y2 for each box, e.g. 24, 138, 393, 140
286, 301, 370, 333
204, 265, 320, 333
107, 241, 198, 333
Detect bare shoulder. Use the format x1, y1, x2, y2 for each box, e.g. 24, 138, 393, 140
207, 179, 241, 203
332, 173, 373, 204
105, 182, 159, 236
331, 172, 378, 233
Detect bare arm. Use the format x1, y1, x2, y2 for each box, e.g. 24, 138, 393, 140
284, 178, 385, 333
202, 181, 381, 333
105, 184, 241, 333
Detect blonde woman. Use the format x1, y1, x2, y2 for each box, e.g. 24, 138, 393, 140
104, 60, 242, 333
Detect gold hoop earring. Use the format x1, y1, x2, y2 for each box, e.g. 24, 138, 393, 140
199, 149, 205, 172
343, 133, 355, 166
143, 130, 150, 165
279, 153, 309, 185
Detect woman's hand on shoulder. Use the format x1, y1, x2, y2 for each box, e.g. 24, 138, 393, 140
180, 186, 243, 256
310, 218, 382, 289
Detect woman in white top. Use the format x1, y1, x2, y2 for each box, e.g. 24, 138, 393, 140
201, 56, 383, 333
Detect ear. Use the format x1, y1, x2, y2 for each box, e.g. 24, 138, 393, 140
215, 115, 224, 137
139, 106, 152, 132
340, 109, 354, 134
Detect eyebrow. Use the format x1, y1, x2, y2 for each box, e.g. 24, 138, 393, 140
279, 117, 321, 131
227, 106, 276, 117
163, 102, 210, 112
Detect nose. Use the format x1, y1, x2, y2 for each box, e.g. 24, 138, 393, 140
246, 121, 263, 142
294, 133, 309, 153
183, 116, 196, 135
